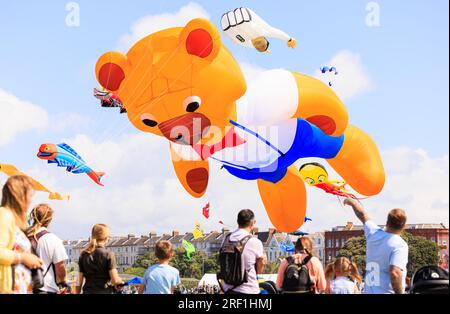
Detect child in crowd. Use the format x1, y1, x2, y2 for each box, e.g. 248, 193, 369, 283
325, 257, 362, 294
139, 240, 181, 294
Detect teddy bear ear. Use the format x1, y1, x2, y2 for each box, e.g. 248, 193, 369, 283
95, 51, 128, 92
179, 18, 222, 61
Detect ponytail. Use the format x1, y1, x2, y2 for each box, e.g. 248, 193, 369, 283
349, 262, 362, 283
26, 204, 53, 237
325, 262, 336, 281
83, 238, 97, 255
82, 224, 109, 255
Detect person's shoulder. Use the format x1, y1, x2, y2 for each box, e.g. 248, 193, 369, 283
310, 255, 322, 264
144, 265, 155, 275
392, 235, 408, 248
248, 235, 262, 245
40, 230, 63, 243
167, 265, 180, 275
96, 246, 113, 257
79, 251, 88, 261
0, 206, 14, 222
365, 220, 381, 230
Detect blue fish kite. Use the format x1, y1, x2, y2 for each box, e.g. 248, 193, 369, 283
279, 242, 295, 253
37, 143, 105, 186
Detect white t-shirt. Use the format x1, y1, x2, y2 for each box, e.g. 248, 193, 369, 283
211, 69, 299, 169
35, 227, 69, 293
222, 229, 264, 294
364, 221, 408, 294
329, 276, 357, 294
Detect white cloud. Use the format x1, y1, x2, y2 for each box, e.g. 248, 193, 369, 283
314, 50, 373, 101
48, 112, 93, 133
118, 2, 210, 51
239, 62, 267, 83
0, 89, 49, 146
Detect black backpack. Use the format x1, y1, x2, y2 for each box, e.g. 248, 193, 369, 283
217, 233, 253, 291
281, 254, 314, 293
28, 230, 56, 286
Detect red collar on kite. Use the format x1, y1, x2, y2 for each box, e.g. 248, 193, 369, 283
193, 127, 246, 160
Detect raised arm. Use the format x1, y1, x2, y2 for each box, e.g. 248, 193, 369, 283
343, 198, 370, 224
248, 8, 294, 44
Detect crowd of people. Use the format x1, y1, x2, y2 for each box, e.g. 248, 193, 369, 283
0, 174, 412, 294
220, 202, 409, 294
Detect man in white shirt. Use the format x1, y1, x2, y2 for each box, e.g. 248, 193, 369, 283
221, 209, 267, 294
221, 7, 297, 52
28, 204, 69, 294
344, 198, 409, 294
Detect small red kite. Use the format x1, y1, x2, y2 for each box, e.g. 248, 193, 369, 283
202, 202, 210, 219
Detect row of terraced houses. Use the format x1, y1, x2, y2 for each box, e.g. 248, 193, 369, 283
64, 228, 326, 272
64, 223, 448, 273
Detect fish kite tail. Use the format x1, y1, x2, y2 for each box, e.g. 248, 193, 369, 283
49, 192, 71, 201
87, 171, 105, 186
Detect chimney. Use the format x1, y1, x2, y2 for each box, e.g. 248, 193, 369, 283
149, 231, 157, 238
127, 234, 135, 239
222, 228, 230, 234
345, 222, 354, 230
172, 230, 180, 237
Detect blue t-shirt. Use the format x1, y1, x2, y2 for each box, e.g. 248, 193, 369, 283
143, 264, 181, 294
364, 221, 409, 294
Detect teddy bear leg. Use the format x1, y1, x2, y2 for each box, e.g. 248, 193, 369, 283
327, 124, 385, 196
257, 165, 307, 233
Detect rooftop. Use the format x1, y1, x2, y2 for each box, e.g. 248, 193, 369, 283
328, 222, 449, 232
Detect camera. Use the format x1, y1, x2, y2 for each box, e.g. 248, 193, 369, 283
31, 268, 44, 290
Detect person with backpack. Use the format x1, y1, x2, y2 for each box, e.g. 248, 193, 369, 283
217, 209, 267, 294
325, 257, 362, 294
276, 237, 327, 294
76, 224, 124, 294
26, 204, 69, 294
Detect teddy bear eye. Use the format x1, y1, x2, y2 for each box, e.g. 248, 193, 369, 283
183, 96, 201, 113
141, 113, 158, 127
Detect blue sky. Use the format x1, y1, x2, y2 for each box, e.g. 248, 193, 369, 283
0, 1, 448, 238
0, 0, 448, 156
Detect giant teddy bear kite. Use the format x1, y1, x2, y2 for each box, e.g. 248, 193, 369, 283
94, 18, 385, 232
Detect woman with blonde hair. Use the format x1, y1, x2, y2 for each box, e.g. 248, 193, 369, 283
325, 257, 362, 294
26, 204, 69, 294
76, 224, 123, 294
276, 237, 327, 294
0, 175, 43, 293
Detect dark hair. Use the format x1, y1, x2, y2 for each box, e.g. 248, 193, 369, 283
155, 240, 173, 260
237, 209, 255, 228
387, 208, 407, 231
299, 162, 328, 175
